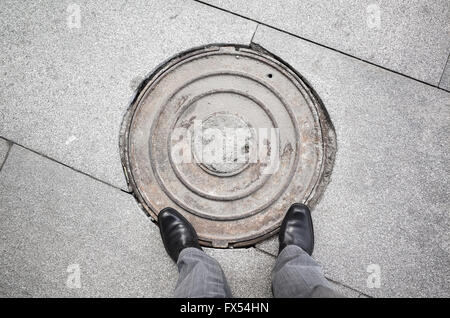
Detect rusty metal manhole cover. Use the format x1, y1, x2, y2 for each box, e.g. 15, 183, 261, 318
120, 44, 336, 248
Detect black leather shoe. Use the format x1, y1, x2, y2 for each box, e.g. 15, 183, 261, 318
278, 203, 314, 255
158, 207, 202, 262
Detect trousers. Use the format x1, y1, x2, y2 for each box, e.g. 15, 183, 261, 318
174, 245, 342, 298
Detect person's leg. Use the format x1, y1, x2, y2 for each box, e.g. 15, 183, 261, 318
175, 247, 232, 298
158, 207, 232, 298
272, 245, 340, 298
272, 203, 343, 298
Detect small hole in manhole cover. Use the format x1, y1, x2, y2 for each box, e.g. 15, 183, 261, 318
120, 44, 336, 248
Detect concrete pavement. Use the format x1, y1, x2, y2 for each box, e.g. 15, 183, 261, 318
1, 0, 449, 297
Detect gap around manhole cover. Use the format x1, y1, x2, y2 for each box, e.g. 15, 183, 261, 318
120, 43, 336, 248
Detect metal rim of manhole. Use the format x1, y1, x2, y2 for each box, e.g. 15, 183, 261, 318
120, 43, 336, 248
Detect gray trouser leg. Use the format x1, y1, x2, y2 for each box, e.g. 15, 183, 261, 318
272, 245, 343, 298
174, 247, 232, 298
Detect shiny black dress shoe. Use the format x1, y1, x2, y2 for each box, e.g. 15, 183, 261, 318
278, 203, 314, 255
158, 207, 202, 262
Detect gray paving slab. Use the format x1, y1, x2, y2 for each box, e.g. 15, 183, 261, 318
0, 145, 174, 297
0, 138, 10, 170
439, 56, 450, 91
202, 0, 450, 85
205, 248, 274, 297
253, 25, 450, 298
0, 0, 257, 190
0, 145, 276, 297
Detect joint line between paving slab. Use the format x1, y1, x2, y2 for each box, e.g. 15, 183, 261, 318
0, 139, 13, 173
254, 246, 372, 298
194, 0, 450, 93
254, 245, 278, 258
438, 53, 450, 88
1, 137, 131, 194
250, 23, 259, 45
325, 276, 372, 298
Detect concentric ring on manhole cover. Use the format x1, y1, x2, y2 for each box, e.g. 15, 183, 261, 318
120, 44, 336, 248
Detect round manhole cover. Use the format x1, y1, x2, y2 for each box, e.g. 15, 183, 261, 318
120, 44, 336, 248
